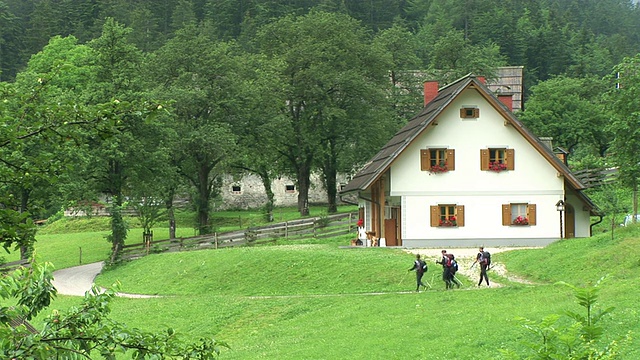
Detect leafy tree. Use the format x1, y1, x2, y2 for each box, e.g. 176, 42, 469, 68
0, 261, 226, 358
0, 35, 98, 258
373, 23, 425, 124
604, 54, 640, 222
256, 10, 393, 215
0, 0, 22, 80
518, 76, 610, 157
149, 24, 243, 234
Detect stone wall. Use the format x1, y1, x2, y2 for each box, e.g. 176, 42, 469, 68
217, 173, 351, 209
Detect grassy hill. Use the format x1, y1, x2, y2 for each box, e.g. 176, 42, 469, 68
21, 223, 638, 359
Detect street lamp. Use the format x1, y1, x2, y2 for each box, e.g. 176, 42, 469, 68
555, 200, 565, 239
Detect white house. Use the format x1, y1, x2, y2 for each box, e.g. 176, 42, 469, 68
340, 74, 601, 248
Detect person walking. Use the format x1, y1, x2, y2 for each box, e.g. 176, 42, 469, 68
436, 250, 453, 289
447, 253, 462, 288
408, 254, 428, 292
476, 246, 490, 287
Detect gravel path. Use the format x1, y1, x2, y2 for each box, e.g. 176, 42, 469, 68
52, 262, 159, 298
405, 247, 542, 288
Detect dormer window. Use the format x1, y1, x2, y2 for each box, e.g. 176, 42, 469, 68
460, 106, 479, 118
231, 185, 242, 194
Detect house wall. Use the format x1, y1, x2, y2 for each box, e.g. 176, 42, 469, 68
389, 89, 571, 247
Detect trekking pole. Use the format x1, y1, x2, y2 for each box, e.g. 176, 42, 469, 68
398, 271, 409, 286
470, 261, 477, 270
453, 274, 465, 287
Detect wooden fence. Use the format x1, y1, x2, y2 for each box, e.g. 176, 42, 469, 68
120, 212, 359, 260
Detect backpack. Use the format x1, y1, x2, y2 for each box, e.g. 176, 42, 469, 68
417, 259, 427, 273
447, 254, 458, 273
450, 259, 458, 273
482, 251, 491, 266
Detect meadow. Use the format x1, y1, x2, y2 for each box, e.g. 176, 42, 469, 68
8, 208, 640, 359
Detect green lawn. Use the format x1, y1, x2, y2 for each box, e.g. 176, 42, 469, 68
10, 212, 640, 359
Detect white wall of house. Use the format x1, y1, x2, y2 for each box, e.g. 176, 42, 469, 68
388, 89, 574, 247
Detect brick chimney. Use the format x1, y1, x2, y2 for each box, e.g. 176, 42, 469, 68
476, 76, 486, 84
424, 81, 439, 106
498, 94, 513, 111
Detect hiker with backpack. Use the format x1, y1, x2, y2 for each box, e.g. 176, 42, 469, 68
408, 254, 428, 292
447, 253, 462, 288
436, 250, 454, 289
476, 247, 491, 287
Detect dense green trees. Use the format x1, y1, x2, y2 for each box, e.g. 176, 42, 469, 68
256, 11, 393, 215
1, 0, 640, 243
605, 54, 640, 222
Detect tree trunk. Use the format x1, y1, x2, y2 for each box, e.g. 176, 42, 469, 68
258, 169, 275, 222
633, 182, 638, 223
19, 188, 31, 259
297, 164, 311, 216
165, 195, 176, 239
323, 153, 338, 214
196, 164, 211, 234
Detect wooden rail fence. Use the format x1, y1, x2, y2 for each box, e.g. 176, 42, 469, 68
120, 212, 359, 260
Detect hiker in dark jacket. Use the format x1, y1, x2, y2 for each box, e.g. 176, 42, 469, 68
435, 250, 453, 289
476, 246, 490, 287
447, 253, 462, 289
408, 254, 428, 292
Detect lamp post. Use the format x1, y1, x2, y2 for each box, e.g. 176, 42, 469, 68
555, 200, 565, 239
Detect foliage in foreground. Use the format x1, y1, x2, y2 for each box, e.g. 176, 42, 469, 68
501, 278, 631, 359
0, 261, 227, 359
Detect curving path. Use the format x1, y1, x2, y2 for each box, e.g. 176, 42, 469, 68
52, 262, 159, 298
52, 247, 539, 298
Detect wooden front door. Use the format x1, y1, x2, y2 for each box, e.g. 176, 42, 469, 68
565, 204, 575, 238
384, 219, 397, 246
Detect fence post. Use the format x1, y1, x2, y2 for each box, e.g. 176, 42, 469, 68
79, 247, 82, 265
214, 232, 218, 249
285, 221, 288, 239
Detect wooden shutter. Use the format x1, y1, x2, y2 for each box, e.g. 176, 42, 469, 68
506, 149, 515, 170
527, 204, 537, 225
430, 206, 439, 227
480, 149, 489, 170
446, 149, 455, 171
502, 204, 511, 225
420, 149, 430, 171
456, 205, 465, 227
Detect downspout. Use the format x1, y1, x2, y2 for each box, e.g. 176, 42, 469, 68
590, 215, 604, 237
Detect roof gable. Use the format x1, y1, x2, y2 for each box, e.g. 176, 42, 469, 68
341, 74, 587, 195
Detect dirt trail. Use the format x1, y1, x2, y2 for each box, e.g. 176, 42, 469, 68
405, 247, 541, 288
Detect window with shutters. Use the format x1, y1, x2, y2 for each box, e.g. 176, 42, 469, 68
430, 205, 465, 227
460, 107, 479, 118
421, 148, 455, 173
480, 148, 514, 172
502, 203, 536, 226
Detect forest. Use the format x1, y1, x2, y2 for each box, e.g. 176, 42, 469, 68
1, 1, 640, 357
1, 0, 640, 259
